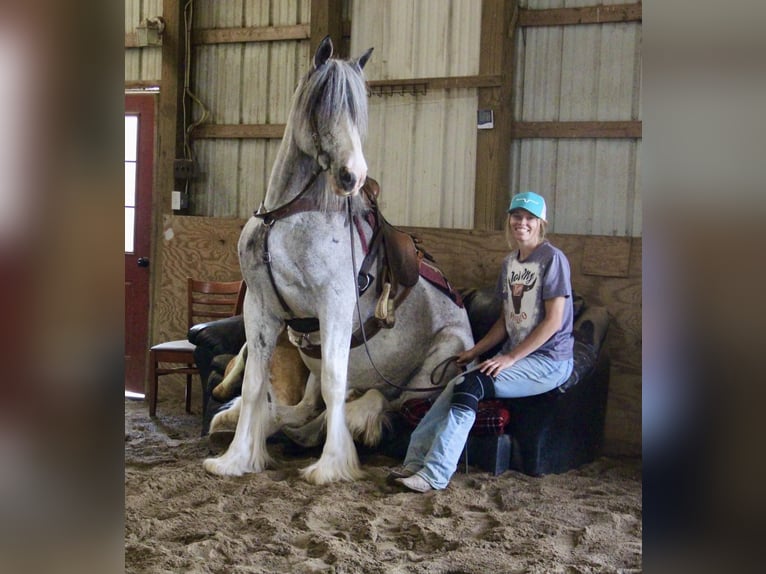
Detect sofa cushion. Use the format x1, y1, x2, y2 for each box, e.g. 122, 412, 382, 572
188, 314, 246, 357
400, 397, 511, 436
558, 304, 609, 393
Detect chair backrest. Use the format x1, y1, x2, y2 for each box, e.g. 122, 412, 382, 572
187, 278, 246, 330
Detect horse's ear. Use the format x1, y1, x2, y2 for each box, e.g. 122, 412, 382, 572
356, 47, 374, 70
314, 35, 333, 69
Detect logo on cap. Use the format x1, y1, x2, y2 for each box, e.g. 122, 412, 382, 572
508, 191, 547, 221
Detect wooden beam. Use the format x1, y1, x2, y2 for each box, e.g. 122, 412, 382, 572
151, 0, 186, 375
519, 2, 642, 27
474, 0, 516, 231
191, 24, 310, 45
512, 121, 642, 139
367, 74, 503, 94
192, 124, 286, 139
311, 0, 345, 58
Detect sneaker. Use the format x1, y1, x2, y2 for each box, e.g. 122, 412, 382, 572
386, 466, 416, 483
395, 474, 433, 493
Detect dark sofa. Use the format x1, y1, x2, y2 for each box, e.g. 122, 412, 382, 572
189, 286, 610, 476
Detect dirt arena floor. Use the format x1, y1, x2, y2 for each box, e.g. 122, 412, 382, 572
125, 386, 641, 573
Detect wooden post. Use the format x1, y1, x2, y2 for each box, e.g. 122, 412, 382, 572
150, 0, 186, 345
310, 0, 345, 58
474, 0, 517, 230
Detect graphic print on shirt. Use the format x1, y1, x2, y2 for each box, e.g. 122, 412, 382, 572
505, 260, 542, 347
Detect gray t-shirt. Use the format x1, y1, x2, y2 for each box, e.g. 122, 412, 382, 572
495, 241, 574, 361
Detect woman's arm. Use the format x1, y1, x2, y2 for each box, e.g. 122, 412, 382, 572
477, 296, 567, 377
455, 316, 508, 366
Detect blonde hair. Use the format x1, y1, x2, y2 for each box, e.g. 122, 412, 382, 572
504, 213, 547, 249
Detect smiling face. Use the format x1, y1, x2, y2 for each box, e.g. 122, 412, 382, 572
508, 209, 543, 246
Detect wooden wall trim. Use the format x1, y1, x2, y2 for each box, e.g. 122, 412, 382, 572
519, 2, 642, 27
474, 0, 517, 232
191, 24, 310, 45
311, 0, 345, 58
151, 0, 186, 348
368, 74, 503, 95
154, 215, 642, 457
512, 120, 642, 139
193, 124, 286, 140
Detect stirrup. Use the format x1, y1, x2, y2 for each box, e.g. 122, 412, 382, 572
374, 282, 395, 327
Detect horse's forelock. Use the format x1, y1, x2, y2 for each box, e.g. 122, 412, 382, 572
298, 59, 368, 138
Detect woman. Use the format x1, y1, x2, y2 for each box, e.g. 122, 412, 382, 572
391, 191, 574, 492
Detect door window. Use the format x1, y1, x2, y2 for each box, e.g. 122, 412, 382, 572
125, 115, 138, 253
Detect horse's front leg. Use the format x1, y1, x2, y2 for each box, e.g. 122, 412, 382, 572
300, 320, 362, 484
203, 306, 280, 476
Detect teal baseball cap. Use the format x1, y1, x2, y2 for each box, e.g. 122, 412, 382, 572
507, 191, 547, 222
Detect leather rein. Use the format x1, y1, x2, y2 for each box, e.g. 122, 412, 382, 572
253, 145, 459, 392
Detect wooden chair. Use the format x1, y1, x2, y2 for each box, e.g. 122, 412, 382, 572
148, 277, 245, 416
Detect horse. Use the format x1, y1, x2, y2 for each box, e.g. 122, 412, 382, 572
203, 36, 474, 484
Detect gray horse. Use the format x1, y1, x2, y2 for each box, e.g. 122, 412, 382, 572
203, 37, 474, 484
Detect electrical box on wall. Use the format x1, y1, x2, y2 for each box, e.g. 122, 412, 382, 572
171, 190, 188, 211
477, 109, 494, 130
136, 17, 165, 47
173, 158, 195, 180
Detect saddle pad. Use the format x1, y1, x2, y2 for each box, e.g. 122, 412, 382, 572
400, 398, 510, 436
419, 259, 464, 308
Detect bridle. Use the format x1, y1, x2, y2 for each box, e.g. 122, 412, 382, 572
253, 117, 460, 394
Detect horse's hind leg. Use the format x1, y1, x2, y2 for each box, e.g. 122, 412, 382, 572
211, 342, 247, 402
344, 389, 389, 447
281, 388, 389, 448
209, 396, 241, 433
273, 372, 322, 427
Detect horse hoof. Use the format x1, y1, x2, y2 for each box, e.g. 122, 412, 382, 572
203, 455, 249, 477
300, 461, 365, 485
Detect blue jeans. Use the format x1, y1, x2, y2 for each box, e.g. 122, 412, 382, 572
401, 353, 573, 489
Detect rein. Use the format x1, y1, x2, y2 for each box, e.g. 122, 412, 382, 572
345, 197, 461, 393
252, 131, 460, 393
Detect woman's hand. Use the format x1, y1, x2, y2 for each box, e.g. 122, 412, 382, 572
478, 354, 517, 378
455, 348, 478, 367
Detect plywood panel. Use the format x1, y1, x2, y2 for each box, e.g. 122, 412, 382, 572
582, 235, 631, 277
401, 225, 642, 457
155, 216, 245, 345
155, 216, 641, 456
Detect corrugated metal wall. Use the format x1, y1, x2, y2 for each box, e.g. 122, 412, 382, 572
351, 0, 481, 228
125, 0, 163, 83
512, 0, 642, 236
191, 0, 311, 216
185, 0, 480, 227
126, 0, 641, 237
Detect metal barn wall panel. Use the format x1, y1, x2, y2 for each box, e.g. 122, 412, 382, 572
125, 0, 163, 83
350, 0, 481, 228
189, 0, 310, 216
146, 0, 641, 234
513, 0, 642, 236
